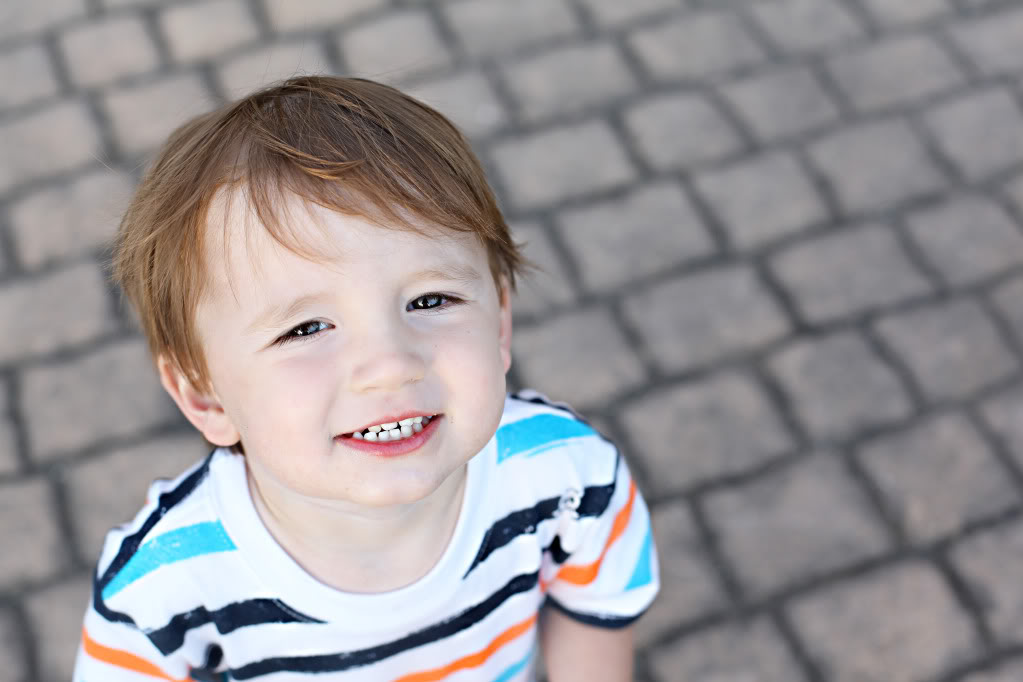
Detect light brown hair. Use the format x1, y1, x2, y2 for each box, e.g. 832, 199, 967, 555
113, 75, 525, 392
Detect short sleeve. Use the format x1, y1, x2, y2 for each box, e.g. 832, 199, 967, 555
544, 454, 659, 628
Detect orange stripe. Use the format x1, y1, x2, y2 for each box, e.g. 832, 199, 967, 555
393, 613, 537, 682
553, 480, 636, 587
80, 626, 189, 681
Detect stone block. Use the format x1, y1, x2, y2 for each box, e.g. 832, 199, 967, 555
407, 71, 507, 139
575, 0, 681, 27
749, 0, 864, 54
0, 43, 58, 110
962, 661, 1023, 682
857, 0, 951, 27
60, 14, 159, 88
0, 100, 102, 194
980, 383, 1023, 471
0, 379, 18, 475
508, 222, 575, 318
339, 10, 451, 83
628, 11, 765, 81
951, 521, 1023, 642
0, 477, 65, 590
991, 274, 1023, 347
442, 0, 579, 57
949, 6, 1023, 75
160, 0, 259, 63
24, 574, 91, 682
262, 0, 387, 32
102, 73, 212, 157
624, 92, 742, 171
0, 607, 27, 681
923, 87, 1023, 181
0, 0, 85, 42
720, 65, 839, 143
216, 41, 331, 97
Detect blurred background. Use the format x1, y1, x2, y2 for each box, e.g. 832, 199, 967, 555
4, 0, 1023, 680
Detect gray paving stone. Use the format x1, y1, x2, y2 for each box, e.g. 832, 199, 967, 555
649, 618, 806, 682
509, 222, 575, 318
874, 299, 1018, 402
622, 266, 791, 373
857, 0, 951, 27
980, 383, 1023, 471
949, 6, 1023, 76
1006, 172, 1023, 217
25, 574, 91, 682
693, 151, 828, 248
216, 41, 331, 97
0, 607, 27, 681
60, 14, 159, 88
407, 70, 507, 139
748, 0, 865, 54
634, 501, 723, 647
790, 562, 978, 682
0, 477, 65, 590
490, 121, 636, 210
102, 73, 212, 157
627, 11, 766, 81
0, 43, 58, 110
951, 521, 1023, 642
827, 35, 965, 114
442, 0, 580, 57
21, 340, 178, 462
555, 182, 715, 292
0, 379, 18, 475
769, 223, 932, 324
991, 274, 1023, 347
0, 100, 102, 194
501, 43, 636, 122
0, 263, 116, 365
512, 309, 646, 408
261, 0, 388, 32
623, 92, 743, 171
808, 119, 946, 215
67, 434, 211, 562
621, 372, 793, 493
905, 194, 1023, 286
768, 332, 913, 441
963, 661, 1023, 682
706, 455, 888, 595
0, 0, 85, 42
858, 413, 1017, 542
8, 169, 132, 269
160, 0, 259, 63
720, 65, 840, 143
923, 87, 1023, 182
575, 0, 681, 27
339, 10, 452, 83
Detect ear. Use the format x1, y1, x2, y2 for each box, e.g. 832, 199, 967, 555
157, 355, 240, 447
498, 279, 513, 373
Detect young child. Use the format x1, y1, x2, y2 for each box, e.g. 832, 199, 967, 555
73, 75, 659, 682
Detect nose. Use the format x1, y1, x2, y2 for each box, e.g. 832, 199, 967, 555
346, 318, 427, 393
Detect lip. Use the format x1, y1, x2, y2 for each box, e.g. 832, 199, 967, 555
335, 414, 442, 457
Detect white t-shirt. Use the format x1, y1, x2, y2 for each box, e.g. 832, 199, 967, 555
74, 391, 659, 681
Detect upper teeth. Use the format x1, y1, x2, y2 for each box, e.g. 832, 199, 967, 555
352, 415, 432, 441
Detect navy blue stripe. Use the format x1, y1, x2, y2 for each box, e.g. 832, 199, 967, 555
544, 596, 642, 630
229, 571, 539, 679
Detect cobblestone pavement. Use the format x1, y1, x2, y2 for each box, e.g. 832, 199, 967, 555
4, 0, 1023, 680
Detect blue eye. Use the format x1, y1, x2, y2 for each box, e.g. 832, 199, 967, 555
276, 320, 330, 345
408, 294, 461, 311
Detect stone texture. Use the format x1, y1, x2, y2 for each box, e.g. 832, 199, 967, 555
0, 263, 116, 364
951, 522, 1023, 642
555, 182, 715, 292
827, 35, 964, 113
0, 477, 65, 589
963, 661, 1023, 682
694, 151, 828, 248
721, 65, 840, 143
509, 222, 575, 318
622, 266, 790, 373
442, 0, 579, 57
9, 169, 133, 269
624, 93, 742, 171
628, 12, 765, 81
923, 88, 1023, 181
339, 10, 451, 83
769, 223, 932, 323
0, 100, 102, 193
0, 608, 27, 681
25, 574, 92, 682
407, 71, 507, 139
262, 0, 387, 32
768, 332, 913, 441
980, 383, 1023, 472
67, 434, 211, 562
0, 380, 19, 475
949, 6, 1023, 76
991, 275, 1023, 349
649, 619, 806, 682
858, 414, 1017, 542
905, 195, 1023, 286
216, 41, 331, 96
791, 563, 978, 682
501, 43, 635, 121
749, 0, 865, 54
61, 14, 159, 88
634, 501, 723, 647
0, 43, 58, 110
706, 455, 888, 595
1007, 172, 1023, 217
490, 121, 636, 209
102, 73, 212, 156
874, 300, 1017, 402
21, 340, 178, 462
809, 119, 946, 215
622, 372, 793, 493
512, 309, 646, 408
857, 0, 951, 27
0, 0, 85, 41
575, 0, 680, 27
160, 0, 259, 63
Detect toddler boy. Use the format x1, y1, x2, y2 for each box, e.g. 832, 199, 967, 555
74, 76, 658, 681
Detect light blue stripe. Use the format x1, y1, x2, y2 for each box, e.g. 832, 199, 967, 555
625, 527, 654, 591
492, 643, 536, 682
102, 521, 236, 599
496, 414, 596, 464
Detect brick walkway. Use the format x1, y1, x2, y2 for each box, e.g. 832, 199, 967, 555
4, 0, 1023, 680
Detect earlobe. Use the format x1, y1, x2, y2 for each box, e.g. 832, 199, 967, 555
157, 356, 240, 447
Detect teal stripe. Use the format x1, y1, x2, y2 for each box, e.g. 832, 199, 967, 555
492, 643, 535, 682
496, 414, 596, 464
625, 528, 654, 591
102, 521, 236, 599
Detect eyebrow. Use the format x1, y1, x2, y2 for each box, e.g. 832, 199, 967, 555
409, 264, 483, 286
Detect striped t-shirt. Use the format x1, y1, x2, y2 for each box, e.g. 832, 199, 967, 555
74, 391, 659, 681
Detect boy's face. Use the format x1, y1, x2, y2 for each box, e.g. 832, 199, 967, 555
168, 190, 512, 510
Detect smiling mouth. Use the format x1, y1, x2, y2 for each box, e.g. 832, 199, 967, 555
340, 414, 439, 443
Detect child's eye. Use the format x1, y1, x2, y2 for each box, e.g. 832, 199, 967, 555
276, 320, 331, 345
407, 293, 462, 311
